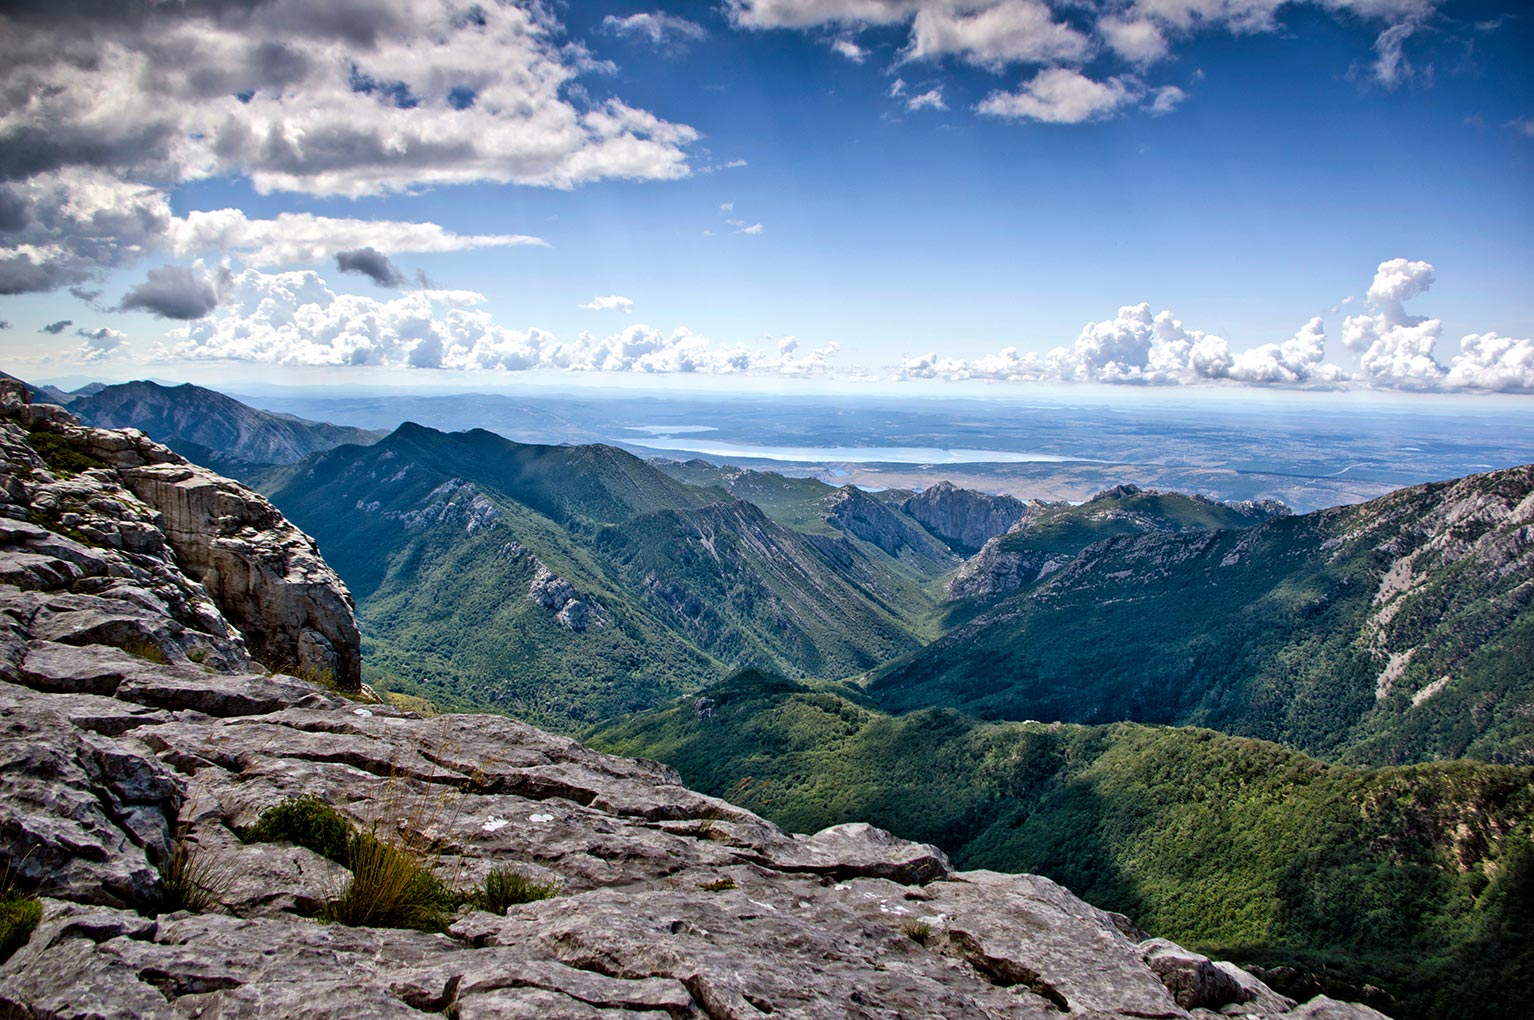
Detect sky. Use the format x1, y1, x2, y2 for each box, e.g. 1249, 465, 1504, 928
1, 0, 1531, 395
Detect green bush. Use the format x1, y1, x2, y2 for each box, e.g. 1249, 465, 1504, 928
472, 866, 558, 914
245, 795, 354, 865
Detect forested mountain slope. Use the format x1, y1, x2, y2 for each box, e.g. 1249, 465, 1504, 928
264, 424, 954, 728
871, 464, 1534, 765
589, 670, 1534, 1020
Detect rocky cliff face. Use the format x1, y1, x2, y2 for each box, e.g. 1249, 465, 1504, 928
822, 484, 958, 565
0, 380, 360, 689
901, 480, 1034, 554
0, 382, 1391, 1018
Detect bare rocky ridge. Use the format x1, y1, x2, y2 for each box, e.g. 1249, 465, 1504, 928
901, 480, 1034, 555
0, 384, 1391, 1019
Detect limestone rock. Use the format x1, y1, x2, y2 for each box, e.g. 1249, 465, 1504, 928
902, 480, 1032, 554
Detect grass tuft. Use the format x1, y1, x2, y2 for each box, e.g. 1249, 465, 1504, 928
901, 920, 933, 945
472, 866, 558, 914
0, 864, 41, 964
698, 877, 736, 892
24, 429, 105, 477
322, 830, 452, 932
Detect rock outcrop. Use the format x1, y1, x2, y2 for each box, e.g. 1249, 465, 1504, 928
901, 480, 1034, 554
822, 485, 957, 565
0, 381, 361, 689
0, 380, 1392, 1019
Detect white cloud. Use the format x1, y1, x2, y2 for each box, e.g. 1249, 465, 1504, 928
740, 223, 766, 235
0, 0, 695, 292
1341, 257, 1446, 387
832, 39, 869, 62
602, 12, 708, 48
1228, 317, 1347, 384
580, 295, 636, 313
906, 1, 1090, 69
75, 326, 128, 363
721, 201, 736, 211
1100, 17, 1170, 63
1149, 85, 1188, 115
166, 210, 545, 267
907, 88, 947, 111
728, 1, 923, 29
163, 268, 831, 376
1446, 333, 1534, 392
978, 69, 1132, 124
889, 78, 908, 97
730, 0, 1441, 94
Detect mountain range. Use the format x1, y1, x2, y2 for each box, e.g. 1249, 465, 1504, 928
66, 379, 384, 476
11, 374, 1530, 1020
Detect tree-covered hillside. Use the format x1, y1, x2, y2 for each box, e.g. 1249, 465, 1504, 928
874, 465, 1534, 766
264, 424, 957, 728
589, 671, 1534, 1020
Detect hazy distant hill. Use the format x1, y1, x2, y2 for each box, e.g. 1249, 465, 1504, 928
263, 423, 955, 729
70, 379, 385, 474
872, 464, 1534, 765
589, 669, 1534, 1020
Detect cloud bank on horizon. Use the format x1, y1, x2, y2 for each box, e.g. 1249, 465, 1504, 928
145, 257, 1531, 393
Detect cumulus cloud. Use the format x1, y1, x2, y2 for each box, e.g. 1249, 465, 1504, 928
978, 69, 1132, 124
831, 38, 869, 61
906, 1, 1089, 69
580, 295, 635, 313
335, 247, 407, 288
166, 209, 546, 268
603, 12, 708, 48
1341, 258, 1446, 387
1228, 317, 1347, 384
907, 88, 947, 111
1100, 17, 1169, 63
119, 263, 227, 320
0, 0, 694, 292
1446, 333, 1534, 392
728, 0, 1442, 113
74, 326, 127, 363
163, 268, 837, 376
900, 257, 1527, 393
40, 320, 73, 335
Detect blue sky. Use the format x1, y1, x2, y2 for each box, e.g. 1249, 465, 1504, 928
1, 0, 1530, 393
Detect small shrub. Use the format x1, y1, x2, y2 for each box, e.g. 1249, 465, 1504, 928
322, 831, 452, 932
24, 430, 105, 477
901, 920, 933, 945
0, 866, 41, 964
698, 877, 736, 892
472, 866, 558, 914
245, 795, 354, 865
